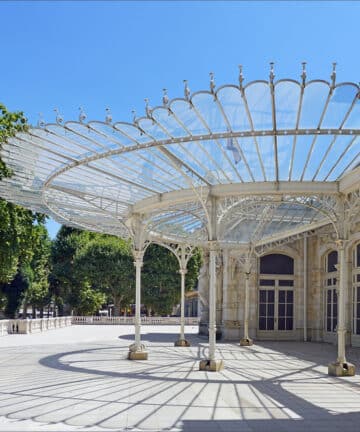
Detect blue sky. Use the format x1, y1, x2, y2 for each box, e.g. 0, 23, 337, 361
1, 0, 359, 238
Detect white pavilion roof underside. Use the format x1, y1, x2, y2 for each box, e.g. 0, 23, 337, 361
0, 68, 359, 246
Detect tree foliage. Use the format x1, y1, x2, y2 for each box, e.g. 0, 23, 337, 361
74, 282, 106, 316
142, 244, 202, 316
0, 103, 46, 283
22, 224, 52, 314
74, 236, 134, 316
50, 226, 96, 314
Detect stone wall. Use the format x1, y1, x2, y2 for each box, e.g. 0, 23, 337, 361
198, 226, 360, 346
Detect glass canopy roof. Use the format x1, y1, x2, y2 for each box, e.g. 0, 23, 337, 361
0, 66, 359, 246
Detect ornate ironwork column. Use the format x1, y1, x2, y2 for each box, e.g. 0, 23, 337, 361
240, 256, 254, 346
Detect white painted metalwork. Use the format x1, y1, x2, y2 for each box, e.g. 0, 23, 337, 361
0, 65, 359, 249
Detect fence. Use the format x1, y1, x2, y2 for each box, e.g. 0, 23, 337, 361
6, 316, 72, 334
71, 316, 199, 326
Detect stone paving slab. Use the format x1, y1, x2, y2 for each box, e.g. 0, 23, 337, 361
0, 325, 360, 431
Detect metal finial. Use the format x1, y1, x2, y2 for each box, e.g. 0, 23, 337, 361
37, 113, 45, 128
209, 72, 215, 93
301, 62, 307, 86
183, 80, 190, 101
79, 107, 86, 123
238, 64, 244, 89
269, 62, 275, 83
144, 98, 152, 117
162, 88, 169, 107
331, 62, 337, 86
54, 108, 63, 125
105, 107, 112, 124
131, 109, 137, 124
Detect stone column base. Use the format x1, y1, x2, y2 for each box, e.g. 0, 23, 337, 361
128, 343, 148, 360
174, 339, 191, 347
240, 337, 253, 346
328, 361, 356, 376
199, 359, 224, 372
128, 350, 148, 360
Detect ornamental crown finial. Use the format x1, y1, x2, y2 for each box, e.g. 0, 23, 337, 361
144, 98, 152, 117
269, 62, 275, 83
331, 62, 337, 86
301, 62, 307, 85
37, 113, 45, 128
238, 64, 244, 89
105, 107, 112, 124
162, 88, 169, 107
79, 107, 86, 123
209, 72, 215, 93
183, 79, 190, 101
131, 109, 137, 124
54, 108, 63, 125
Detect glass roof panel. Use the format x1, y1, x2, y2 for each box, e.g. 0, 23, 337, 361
1, 71, 359, 246
290, 134, 315, 180
300, 81, 330, 128
113, 123, 151, 145
302, 134, 335, 181
216, 86, 250, 131
325, 137, 359, 180
32, 129, 86, 162
257, 135, 275, 179
237, 136, 265, 181
313, 134, 359, 181
65, 122, 119, 152
274, 81, 301, 130
191, 92, 227, 134
88, 122, 135, 147
343, 97, 360, 129
137, 118, 170, 140
167, 140, 222, 184
244, 82, 272, 130
151, 107, 188, 137
170, 99, 208, 136
322, 84, 359, 128
277, 134, 296, 180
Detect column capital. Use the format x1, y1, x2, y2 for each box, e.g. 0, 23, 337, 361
207, 240, 219, 251
335, 238, 348, 250
178, 268, 188, 275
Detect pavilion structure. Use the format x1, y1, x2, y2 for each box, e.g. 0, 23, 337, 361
0, 63, 359, 375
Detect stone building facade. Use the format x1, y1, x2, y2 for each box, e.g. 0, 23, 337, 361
199, 222, 360, 348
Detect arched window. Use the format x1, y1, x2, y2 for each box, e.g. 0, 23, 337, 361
258, 254, 294, 332
260, 253, 294, 275
324, 250, 338, 333
352, 243, 360, 335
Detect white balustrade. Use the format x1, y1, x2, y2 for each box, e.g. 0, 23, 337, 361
71, 316, 199, 325
6, 316, 72, 334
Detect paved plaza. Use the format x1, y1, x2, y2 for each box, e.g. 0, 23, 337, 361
0, 326, 360, 431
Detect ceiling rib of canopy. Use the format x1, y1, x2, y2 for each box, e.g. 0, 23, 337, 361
0, 64, 359, 246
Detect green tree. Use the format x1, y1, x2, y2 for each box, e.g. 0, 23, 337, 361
74, 282, 106, 316
22, 224, 52, 317
0, 103, 46, 283
2, 264, 32, 318
142, 244, 202, 316
74, 236, 134, 316
50, 226, 95, 314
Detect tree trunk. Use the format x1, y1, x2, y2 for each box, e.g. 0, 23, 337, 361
32, 305, 36, 318
22, 300, 28, 319
113, 295, 123, 316
39, 307, 44, 318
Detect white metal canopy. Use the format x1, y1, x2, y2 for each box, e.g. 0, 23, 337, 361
0, 64, 359, 246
